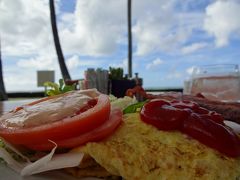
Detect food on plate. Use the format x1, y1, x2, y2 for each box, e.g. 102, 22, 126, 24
0, 89, 122, 151
67, 112, 240, 179
126, 86, 240, 123
183, 95, 240, 123
0, 88, 240, 179
140, 99, 240, 157
148, 92, 240, 124
66, 154, 120, 178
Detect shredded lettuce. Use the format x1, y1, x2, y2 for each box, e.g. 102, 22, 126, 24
0, 139, 29, 164
109, 94, 118, 102
0, 140, 84, 176
110, 96, 137, 111
110, 95, 147, 114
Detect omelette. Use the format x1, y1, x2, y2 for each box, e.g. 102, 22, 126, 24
67, 113, 240, 180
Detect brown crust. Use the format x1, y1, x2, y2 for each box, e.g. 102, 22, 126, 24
66, 166, 113, 178
65, 154, 121, 179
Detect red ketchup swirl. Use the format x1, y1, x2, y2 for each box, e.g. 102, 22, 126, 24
140, 99, 240, 157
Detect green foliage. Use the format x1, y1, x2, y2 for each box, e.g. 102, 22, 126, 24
123, 101, 147, 114
109, 67, 125, 80
44, 79, 75, 96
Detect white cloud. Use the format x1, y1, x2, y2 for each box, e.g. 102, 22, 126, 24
3, 64, 60, 92
163, 63, 183, 80
108, 58, 128, 75
186, 66, 196, 75
110, 58, 135, 69
0, 0, 54, 56
4, 71, 39, 92
66, 55, 81, 69
166, 72, 182, 79
146, 58, 164, 70
108, 58, 140, 77
17, 55, 56, 69
66, 55, 102, 70
204, 0, 240, 47
6, 54, 60, 91
181, 42, 208, 54
132, 0, 204, 55
0, 0, 212, 59
59, 0, 125, 56
59, 0, 204, 57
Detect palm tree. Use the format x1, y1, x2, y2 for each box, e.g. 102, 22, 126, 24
127, 0, 132, 78
0, 38, 8, 100
49, 0, 71, 80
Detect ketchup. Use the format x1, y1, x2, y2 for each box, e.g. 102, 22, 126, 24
140, 99, 240, 157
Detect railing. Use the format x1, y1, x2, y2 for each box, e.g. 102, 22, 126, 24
5, 87, 183, 99
7, 91, 45, 98
145, 87, 183, 93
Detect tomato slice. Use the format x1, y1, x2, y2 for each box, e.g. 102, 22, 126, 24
0, 94, 111, 145
26, 108, 122, 151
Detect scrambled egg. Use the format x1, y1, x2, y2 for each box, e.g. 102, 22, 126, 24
73, 113, 240, 180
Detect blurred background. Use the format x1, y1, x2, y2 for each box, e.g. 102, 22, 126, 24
0, 0, 240, 96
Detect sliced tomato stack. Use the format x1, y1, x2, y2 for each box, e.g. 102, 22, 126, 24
0, 94, 122, 151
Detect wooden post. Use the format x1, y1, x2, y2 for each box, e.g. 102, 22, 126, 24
0, 38, 8, 100
49, 0, 71, 81
127, 0, 132, 78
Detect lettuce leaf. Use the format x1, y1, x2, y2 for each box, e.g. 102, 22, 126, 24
123, 101, 147, 114
44, 79, 75, 96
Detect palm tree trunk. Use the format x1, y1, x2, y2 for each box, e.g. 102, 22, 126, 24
49, 0, 71, 80
127, 0, 132, 78
0, 39, 8, 100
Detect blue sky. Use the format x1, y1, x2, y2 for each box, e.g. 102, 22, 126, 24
1, 0, 240, 92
